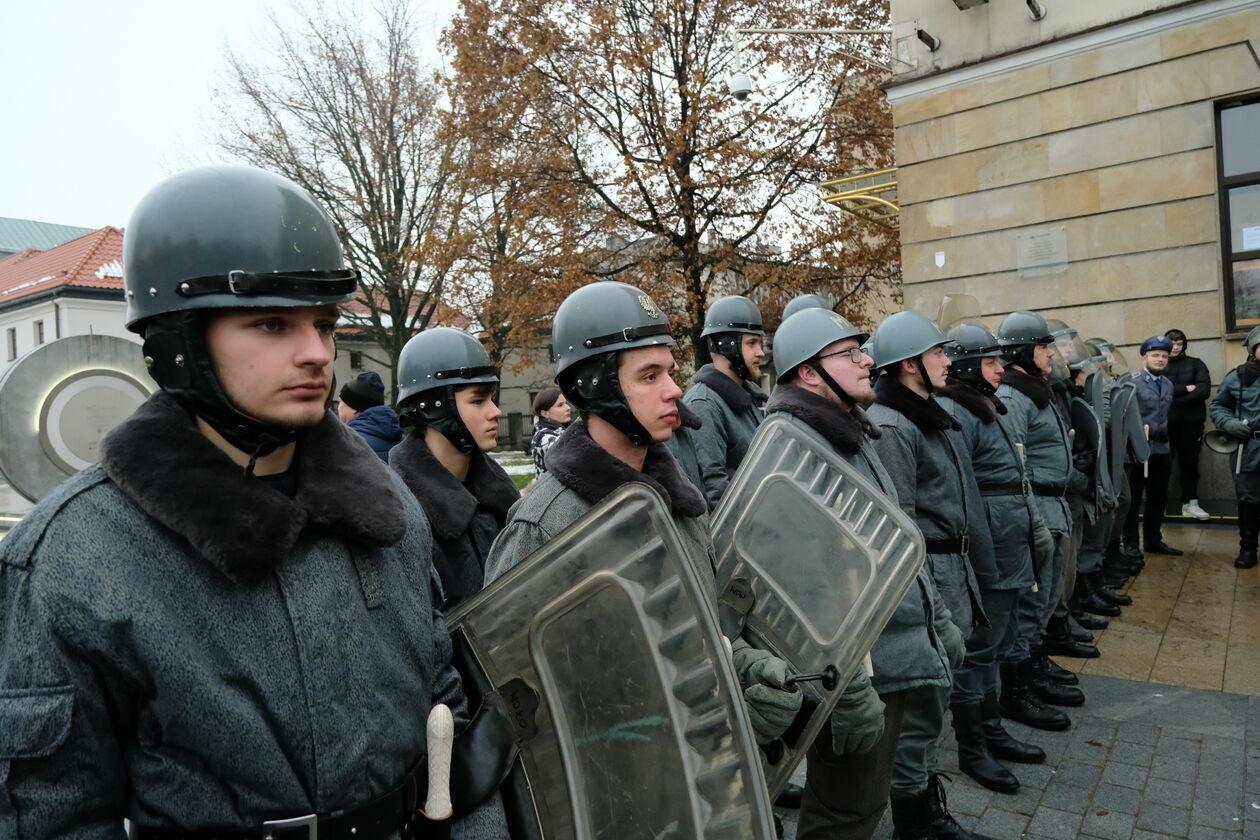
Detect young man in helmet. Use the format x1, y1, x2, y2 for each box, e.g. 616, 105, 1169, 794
994, 311, 1084, 737
935, 323, 1049, 794
864, 311, 994, 840
485, 280, 802, 753
0, 167, 503, 837
1211, 327, 1260, 568
1123, 335, 1180, 556
768, 308, 966, 840
390, 327, 520, 613
669, 294, 768, 509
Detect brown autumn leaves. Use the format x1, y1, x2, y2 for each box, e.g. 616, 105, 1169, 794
217, 0, 898, 382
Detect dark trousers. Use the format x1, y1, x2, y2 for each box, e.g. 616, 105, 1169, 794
952, 588, 1021, 705
798, 689, 908, 840
1124, 455, 1172, 547
1168, 420, 1204, 502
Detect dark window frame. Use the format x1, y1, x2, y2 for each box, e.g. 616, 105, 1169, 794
6, 328, 16, 361
33, 320, 44, 346
1217, 96, 1260, 333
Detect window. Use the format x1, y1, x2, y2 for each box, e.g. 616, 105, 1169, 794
1219, 99, 1260, 331
33, 320, 44, 346
6, 328, 15, 361
349, 350, 364, 370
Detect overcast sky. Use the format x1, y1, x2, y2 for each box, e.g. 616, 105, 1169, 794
1, 0, 458, 231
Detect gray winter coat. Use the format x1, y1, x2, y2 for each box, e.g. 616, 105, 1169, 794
998, 368, 1074, 534
0, 392, 502, 839
764, 385, 954, 695
936, 380, 1036, 591
867, 377, 986, 633
390, 432, 520, 613
676, 364, 767, 510
486, 419, 713, 589
1127, 369, 1174, 456
1211, 363, 1260, 473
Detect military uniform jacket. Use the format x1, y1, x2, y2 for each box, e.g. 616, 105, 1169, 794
1126, 369, 1174, 456
998, 368, 1074, 534
1212, 363, 1260, 473
937, 380, 1036, 592
485, 419, 714, 590
867, 377, 986, 632
764, 385, 953, 695
390, 432, 520, 613
0, 393, 501, 839
677, 364, 767, 510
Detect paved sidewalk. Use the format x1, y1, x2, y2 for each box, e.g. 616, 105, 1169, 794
780, 673, 1260, 839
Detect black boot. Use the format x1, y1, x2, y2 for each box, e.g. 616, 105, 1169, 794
1032, 656, 1085, 706
925, 774, 999, 840
1039, 655, 1080, 686
981, 690, 1045, 763
1042, 615, 1100, 658
1066, 613, 1095, 642
952, 702, 1019, 793
889, 790, 935, 840
1090, 573, 1133, 607
1237, 501, 1259, 570
1073, 609, 1108, 631
1073, 576, 1121, 617
1000, 660, 1071, 731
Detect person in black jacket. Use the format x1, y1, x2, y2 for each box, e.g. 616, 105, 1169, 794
1164, 328, 1212, 520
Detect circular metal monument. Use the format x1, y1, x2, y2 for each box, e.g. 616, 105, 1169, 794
0, 334, 153, 502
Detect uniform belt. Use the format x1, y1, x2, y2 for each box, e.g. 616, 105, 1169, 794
129, 760, 446, 840
978, 482, 1023, 496
1031, 482, 1067, 498
925, 535, 969, 555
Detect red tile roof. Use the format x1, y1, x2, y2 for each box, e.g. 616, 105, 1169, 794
0, 227, 124, 304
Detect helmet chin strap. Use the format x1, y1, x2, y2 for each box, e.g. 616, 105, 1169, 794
401, 386, 479, 455
914, 357, 936, 395
809, 361, 856, 407
711, 334, 753, 381
563, 354, 655, 446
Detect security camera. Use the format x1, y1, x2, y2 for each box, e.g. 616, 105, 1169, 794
728, 73, 753, 102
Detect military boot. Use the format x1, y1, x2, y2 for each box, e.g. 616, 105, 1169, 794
1039, 656, 1080, 686
982, 690, 1045, 763
1042, 615, 1100, 658
1237, 501, 1259, 570
1032, 656, 1085, 706
1072, 575, 1121, 617
889, 790, 935, 840
925, 774, 999, 840
952, 702, 1019, 793
1000, 660, 1070, 731
1089, 572, 1132, 606
1072, 609, 1109, 631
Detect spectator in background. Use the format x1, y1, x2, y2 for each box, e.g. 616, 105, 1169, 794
530, 386, 571, 474
1124, 336, 1180, 556
1164, 328, 1212, 520
338, 370, 402, 461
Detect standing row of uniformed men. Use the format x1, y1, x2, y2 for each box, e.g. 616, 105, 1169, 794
0, 166, 1157, 840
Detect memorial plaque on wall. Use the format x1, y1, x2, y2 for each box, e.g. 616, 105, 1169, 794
1016, 226, 1068, 277
0, 335, 153, 502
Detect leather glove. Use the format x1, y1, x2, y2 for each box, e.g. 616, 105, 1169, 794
936, 616, 966, 673
829, 670, 885, 755
1032, 518, 1055, 571
1221, 418, 1251, 441
732, 646, 803, 744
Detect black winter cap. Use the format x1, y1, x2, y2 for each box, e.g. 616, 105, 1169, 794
340, 371, 385, 411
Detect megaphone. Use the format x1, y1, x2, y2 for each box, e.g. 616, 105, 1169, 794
1205, 428, 1241, 455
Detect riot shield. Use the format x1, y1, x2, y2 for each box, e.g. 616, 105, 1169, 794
1122, 382, 1151, 463
1108, 384, 1132, 496
709, 414, 926, 798
445, 483, 776, 840
1070, 396, 1112, 508
937, 293, 983, 330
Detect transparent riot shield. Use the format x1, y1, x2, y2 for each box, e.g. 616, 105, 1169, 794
445, 483, 776, 840
709, 414, 926, 798
1070, 396, 1112, 508
1121, 382, 1151, 463
1108, 384, 1133, 497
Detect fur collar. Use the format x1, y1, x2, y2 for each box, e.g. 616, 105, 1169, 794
389, 432, 520, 541
765, 383, 880, 454
1001, 366, 1052, 409
694, 364, 767, 411
937, 377, 1005, 423
547, 419, 707, 517
677, 400, 703, 430
873, 375, 960, 432
100, 391, 406, 585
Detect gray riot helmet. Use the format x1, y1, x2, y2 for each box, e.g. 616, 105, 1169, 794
782, 294, 830, 321
702, 295, 763, 381
123, 166, 359, 470
1044, 318, 1083, 382
1244, 326, 1260, 357
867, 311, 950, 393
945, 322, 1001, 388
552, 281, 675, 446
1087, 338, 1131, 377
397, 327, 499, 454
773, 308, 869, 404
997, 311, 1054, 376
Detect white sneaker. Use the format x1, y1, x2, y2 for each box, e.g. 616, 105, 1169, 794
1183, 500, 1211, 521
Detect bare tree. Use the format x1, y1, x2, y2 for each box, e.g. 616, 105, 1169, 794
216, 0, 458, 395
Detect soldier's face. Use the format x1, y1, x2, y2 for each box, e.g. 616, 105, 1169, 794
981, 356, 1003, 388
618, 345, 684, 443
742, 335, 765, 380
920, 345, 951, 389
815, 338, 874, 402
1033, 344, 1052, 375
456, 384, 503, 452
204, 305, 338, 430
